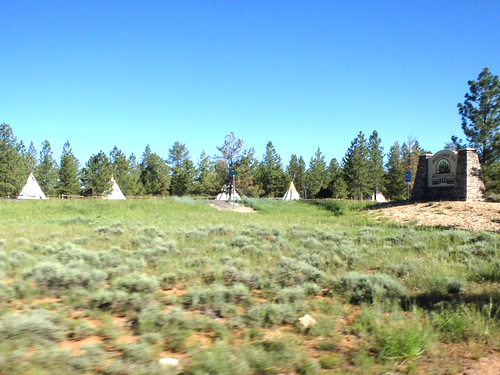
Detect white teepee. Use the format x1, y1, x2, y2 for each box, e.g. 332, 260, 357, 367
103, 176, 126, 200
371, 192, 387, 202
283, 181, 300, 200
18, 173, 47, 199
216, 184, 241, 201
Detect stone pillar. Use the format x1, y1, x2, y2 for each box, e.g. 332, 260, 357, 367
411, 154, 432, 201
455, 149, 485, 201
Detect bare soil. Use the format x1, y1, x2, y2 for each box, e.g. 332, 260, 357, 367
209, 200, 256, 213
371, 201, 500, 233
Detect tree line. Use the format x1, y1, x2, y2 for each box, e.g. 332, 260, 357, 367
0, 125, 424, 200
1, 67, 498, 200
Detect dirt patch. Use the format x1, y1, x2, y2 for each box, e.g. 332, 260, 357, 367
463, 351, 500, 375
209, 200, 256, 213
60, 335, 103, 356
372, 201, 500, 233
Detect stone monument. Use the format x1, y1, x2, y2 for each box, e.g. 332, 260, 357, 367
411, 148, 485, 201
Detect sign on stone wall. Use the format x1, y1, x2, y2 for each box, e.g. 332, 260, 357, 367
427, 150, 457, 187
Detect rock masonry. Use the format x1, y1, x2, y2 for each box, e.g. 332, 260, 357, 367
411, 149, 485, 201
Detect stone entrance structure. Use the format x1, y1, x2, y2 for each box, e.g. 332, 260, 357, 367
411, 149, 485, 201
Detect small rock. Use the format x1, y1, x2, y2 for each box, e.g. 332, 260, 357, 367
159, 357, 179, 367
298, 314, 316, 328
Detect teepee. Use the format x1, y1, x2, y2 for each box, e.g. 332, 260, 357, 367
18, 173, 47, 199
216, 184, 241, 201
103, 176, 126, 200
283, 181, 300, 200
371, 192, 387, 202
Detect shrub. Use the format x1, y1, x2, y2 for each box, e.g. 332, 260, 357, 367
468, 261, 500, 283
306, 316, 338, 338
248, 302, 305, 328
277, 286, 305, 304
319, 354, 341, 369
27, 261, 107, 290
189, 343, 253, 375
230, 235, 253, 248
137, 303, 166, 334
334, 272, 406, 304
273, 257, 328, 287
113, 273, 159, 294
89, 289, 153, 313
0, 310, 65, 345
56, 243, 100, 265
7, 250, 34, 268
316, 340, 338, 351
182, 284, 251, 308
443, 277, 464, 295
68, 320, 95, 340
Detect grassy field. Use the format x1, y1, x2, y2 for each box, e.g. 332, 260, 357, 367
0, 198, 499, 374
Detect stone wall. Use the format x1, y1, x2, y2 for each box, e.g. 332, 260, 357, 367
411, 148, 485, 201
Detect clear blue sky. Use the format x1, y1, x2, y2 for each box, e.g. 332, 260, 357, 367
1, 1, 499, 167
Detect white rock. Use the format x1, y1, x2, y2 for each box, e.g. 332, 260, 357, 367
159, 357, 180, 367
298, 314, 316, 328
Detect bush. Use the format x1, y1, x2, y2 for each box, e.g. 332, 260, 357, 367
27, 261, 107, 290
273, 257, 328, 287
319, 354, 341, 369
277, 286, 305, 304
248, 302, 305, 328
0, 310, 65, 345
89, 289, 153, 313
113, 273, 159, 294
468, 261, 500, 283
56, 244, 100, 265
334, 272, 406, 304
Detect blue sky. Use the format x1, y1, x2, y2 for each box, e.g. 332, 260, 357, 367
1, 1, 499, 167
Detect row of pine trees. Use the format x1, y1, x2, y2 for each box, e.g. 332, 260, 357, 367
0, 123, 424, 200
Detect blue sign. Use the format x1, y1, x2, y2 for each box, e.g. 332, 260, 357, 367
405, 171, 411, 183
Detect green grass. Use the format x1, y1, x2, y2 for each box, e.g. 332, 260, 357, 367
0, 198, 499, 374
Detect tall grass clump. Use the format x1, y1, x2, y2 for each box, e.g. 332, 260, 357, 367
431, 304, 500, 344
353, 306, 434, 361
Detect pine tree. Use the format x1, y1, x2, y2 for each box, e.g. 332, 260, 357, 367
110, 146, 140, 196
343, 132, 370, 200
401, 137, 423, 192
0, 123, 27, 196
57, 141, 81, 196
193, 151, 218, 196
140, 145, 170, 196
286, 154, 306, 197
236, 147, 261, 197
455, 68, 500, 193
367, 130, 385, 198
81, 151, 113, 195
325, 158, 348, 199
256, 141, 285, 197
25, 142, 38, 172
306, 148, 327, 198
385, 141, 405, 200
167, 141, 195, 196
34, 140, 58, 196
456, 67, 500, 165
